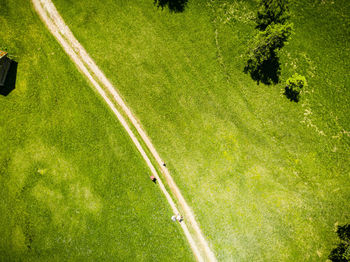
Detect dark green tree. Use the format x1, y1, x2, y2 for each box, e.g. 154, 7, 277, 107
244, 22, 293, 84
256, 0, 290, 30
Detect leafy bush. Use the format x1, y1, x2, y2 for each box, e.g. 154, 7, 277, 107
284, 73, 307, 102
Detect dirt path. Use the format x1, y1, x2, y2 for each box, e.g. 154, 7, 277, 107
32, 0, 217, 261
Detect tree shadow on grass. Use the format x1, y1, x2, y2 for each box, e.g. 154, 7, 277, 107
0, 60, 18, 96
154, 0, 188, 13
284, 86, 299, 102
244, 52, 281, 85
328, 224, 350, 262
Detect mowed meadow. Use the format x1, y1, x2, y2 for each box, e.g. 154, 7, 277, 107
52, 0, 350, 261
0, 0, 194, 260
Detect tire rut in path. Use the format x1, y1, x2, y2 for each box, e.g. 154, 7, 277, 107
32, 0, 217, 261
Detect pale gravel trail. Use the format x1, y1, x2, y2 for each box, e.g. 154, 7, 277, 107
32, 0, 217, 261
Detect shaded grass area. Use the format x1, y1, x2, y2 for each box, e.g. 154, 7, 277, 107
0, 0, 193, 260
52, 0, 350, 260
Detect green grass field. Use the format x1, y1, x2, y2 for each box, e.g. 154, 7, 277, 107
51, 0, 350, 260
0, 0, 194, 260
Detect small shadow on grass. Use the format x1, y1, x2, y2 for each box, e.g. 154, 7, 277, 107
0, 60, 18, 96
328, 224, 350, 262
284, 87, 299, 102
154, 0, 188, 13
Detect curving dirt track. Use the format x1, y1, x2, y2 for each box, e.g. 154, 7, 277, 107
31, 0, 217, 261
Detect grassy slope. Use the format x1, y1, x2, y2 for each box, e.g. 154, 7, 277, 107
52, 0, 350, 260
0, 0, 193, 260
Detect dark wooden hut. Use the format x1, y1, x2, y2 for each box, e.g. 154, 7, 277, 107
0, 51, 11, 86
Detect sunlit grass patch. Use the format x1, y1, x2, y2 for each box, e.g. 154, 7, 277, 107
0, 0, 193, 260
48, 0, 350, 260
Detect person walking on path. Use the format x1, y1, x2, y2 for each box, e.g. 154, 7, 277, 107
177, 214, 183, 222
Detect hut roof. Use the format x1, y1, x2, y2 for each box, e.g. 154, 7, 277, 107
0, 51, 8, 60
